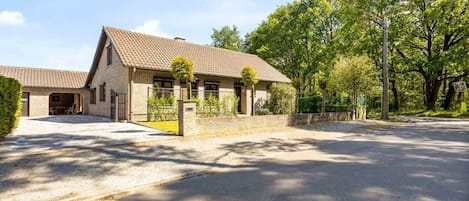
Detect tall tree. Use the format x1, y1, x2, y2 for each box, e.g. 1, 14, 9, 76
170, 56, 195, 100
247, 0, 339, 111
211, 25, 242, 51
393, 0, 469, 110
241, 65, 258, 116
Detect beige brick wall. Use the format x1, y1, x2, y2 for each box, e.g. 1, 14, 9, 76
194, 112, 353, 136
88, 37, 129, 118
22, 87, 89, 117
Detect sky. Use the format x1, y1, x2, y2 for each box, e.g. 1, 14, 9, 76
0, 0, 291, 71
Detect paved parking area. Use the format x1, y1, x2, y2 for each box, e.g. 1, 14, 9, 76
0, 115, 178, 158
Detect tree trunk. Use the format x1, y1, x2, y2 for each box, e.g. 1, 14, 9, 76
251, 86, 255, 116
425, 79, 442, 110
390, 80, 399, 112
443, 79, 458, 110
187, 81, 192, 100
321, 89, 327, 113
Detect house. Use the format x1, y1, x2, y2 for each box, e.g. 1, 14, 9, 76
85, 26, 290, 121
0, 66, 88, 116
0, 26, 290, 120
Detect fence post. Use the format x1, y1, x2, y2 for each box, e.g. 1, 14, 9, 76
114, 94, 119, 122
178, 100, 197, 136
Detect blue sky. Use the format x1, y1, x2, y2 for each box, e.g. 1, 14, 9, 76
0, 0, 290, 71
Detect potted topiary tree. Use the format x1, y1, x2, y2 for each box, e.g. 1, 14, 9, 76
170, 56, 195, 100
241, 65, 258, 116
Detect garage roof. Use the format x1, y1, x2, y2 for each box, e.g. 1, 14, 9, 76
0, 65, 88, 88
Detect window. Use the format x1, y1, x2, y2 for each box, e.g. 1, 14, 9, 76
204, 81, 219, 99
99, 83, 106, 102
180, 81, 198, 98
153, 78, 174, 97
90, 88, 96, 104
106, 44, 112, 65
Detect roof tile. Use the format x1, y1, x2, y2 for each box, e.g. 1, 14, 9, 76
0, 65, 88, 88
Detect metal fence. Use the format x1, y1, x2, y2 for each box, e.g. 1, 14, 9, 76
110, 90, 127, 121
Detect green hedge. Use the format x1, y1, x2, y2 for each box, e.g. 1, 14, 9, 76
269, 83, 295, 114
0, 76, 22, 138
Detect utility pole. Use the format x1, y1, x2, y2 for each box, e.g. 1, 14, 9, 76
381, 17, 389, 120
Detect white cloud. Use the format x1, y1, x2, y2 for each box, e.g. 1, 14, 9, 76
0, 10, 25, 26
45, 46, 94, 71
132, 19, 170, 38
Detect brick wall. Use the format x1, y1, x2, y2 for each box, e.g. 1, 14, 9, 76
192, 112, 352, 136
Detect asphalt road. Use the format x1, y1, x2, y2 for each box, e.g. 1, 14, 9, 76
120, 120, 469, 201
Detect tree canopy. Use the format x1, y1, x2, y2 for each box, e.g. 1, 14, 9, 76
170, 56, 195, 99
245, 0, 468, 113
211, 25, 243, 51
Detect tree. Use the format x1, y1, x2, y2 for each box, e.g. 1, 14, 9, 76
247, 0, 340, 111
329, 55, 380, 105
170, 56, 195, 100
211, 25, 242, 51
241, 65, 259, 116
393, 0, 469, 110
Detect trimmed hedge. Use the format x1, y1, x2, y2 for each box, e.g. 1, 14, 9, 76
269, 83, 295, 114
0, 76, 22, 138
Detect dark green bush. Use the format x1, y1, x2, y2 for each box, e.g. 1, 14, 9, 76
0, 76, 22, 138
256, 108, 273, 115
269, 83, 295, 114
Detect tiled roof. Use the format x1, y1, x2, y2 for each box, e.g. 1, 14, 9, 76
0, 65, 88, 88
87, 26, 290, 84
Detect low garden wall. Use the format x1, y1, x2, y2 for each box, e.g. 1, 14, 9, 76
193, 112, 353, 136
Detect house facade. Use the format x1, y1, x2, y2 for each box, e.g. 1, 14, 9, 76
0, 26, 290, 120
85, 27, 290, 121
0, 66, 89, 117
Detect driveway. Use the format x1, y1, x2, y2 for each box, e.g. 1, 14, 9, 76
0, 115, 178, 158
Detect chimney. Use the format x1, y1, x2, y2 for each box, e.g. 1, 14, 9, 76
174, 37, 186, 42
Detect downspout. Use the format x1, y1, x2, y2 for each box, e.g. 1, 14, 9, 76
129, 67, 136, 121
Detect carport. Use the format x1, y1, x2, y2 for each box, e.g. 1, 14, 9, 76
49, 93, 83, 115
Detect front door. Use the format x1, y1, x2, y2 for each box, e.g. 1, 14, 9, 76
21, 92, 29, 116
234, 86, 242, 113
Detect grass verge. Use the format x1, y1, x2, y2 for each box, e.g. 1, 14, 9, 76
137, 121, 179, 135
392, 110, 469, 118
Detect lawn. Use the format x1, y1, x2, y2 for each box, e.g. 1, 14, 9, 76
392, 110, 469, 118
138, 121, 179, 135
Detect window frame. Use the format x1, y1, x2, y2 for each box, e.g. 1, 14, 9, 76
153, 78, 174, 98
106, 44, 112, 65
204, 81, 220, 99
90, 88, 96, 104
99, 83, 106, 102
180, 80, 199, 98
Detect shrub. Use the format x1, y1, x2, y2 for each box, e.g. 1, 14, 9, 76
0, 76, 22, 138
147, 94, 177, 121
269, 83, 295, 114
256, 108, 272, 115
196, 95, 238, 117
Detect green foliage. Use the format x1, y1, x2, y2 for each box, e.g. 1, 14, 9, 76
211, 25, 243, 51
241, 65, 258, 116
195, 95, 238, 117
241, 65, 259, 88
0, 76, 22, 138
269, 83, 295, 114
147, 94, 177, 121
298, 96, 351, 113
170, 56, 195, 100
256, 108, 273, 115
247, 0, 340, 94
329, 55, 380, 102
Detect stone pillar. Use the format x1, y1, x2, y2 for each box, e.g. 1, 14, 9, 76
178, 100, 197, 136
